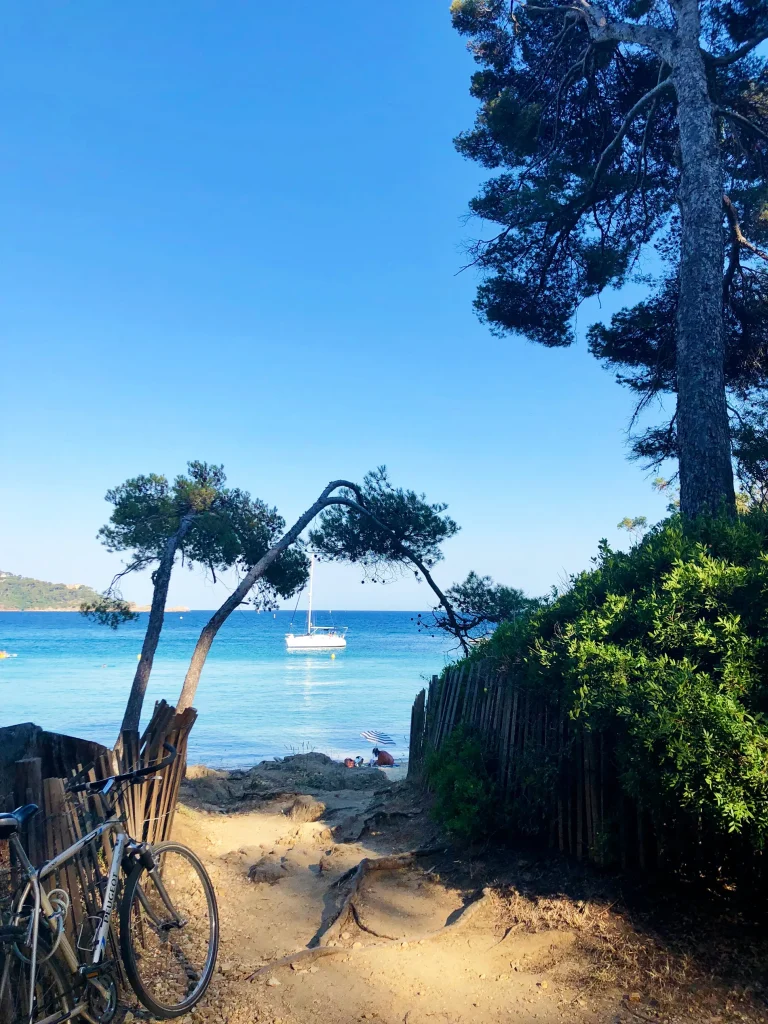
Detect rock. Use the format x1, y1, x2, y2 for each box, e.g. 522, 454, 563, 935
353, 941, 363, 950
248, 854, 296, 884
288, 794, 326, 822
538, 981, 548, 990
341, 931, 351, 941
628, 992, 641, 1003
185, 764, 227, 781
309, 965, 319, 974
266, 977, 281, 987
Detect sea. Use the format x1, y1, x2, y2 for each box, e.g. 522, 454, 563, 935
0, 610, 454, 768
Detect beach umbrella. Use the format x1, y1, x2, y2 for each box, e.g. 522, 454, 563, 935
360, 730, 395, 746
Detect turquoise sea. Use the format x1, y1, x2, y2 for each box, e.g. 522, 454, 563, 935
0, 611, 453, 768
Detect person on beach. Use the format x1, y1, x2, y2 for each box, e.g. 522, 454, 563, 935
371, 747, 394, 767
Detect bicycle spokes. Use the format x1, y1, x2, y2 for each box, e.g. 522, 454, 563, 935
123, 846, 216, 1014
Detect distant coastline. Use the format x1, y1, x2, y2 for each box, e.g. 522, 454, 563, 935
0, 605, 191, 613
0, 570, 192, 613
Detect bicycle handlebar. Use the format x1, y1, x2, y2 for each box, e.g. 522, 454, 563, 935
128, 742, 177, 782
66, 742, 177, 794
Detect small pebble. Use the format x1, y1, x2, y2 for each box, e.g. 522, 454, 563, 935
341, 931, 351, 940
353, 941, 363, 950
266, 977, 281, 987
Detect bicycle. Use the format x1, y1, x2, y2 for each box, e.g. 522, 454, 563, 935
0, 743, 219, 1024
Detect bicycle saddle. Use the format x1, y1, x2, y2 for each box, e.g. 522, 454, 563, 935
0, 804, 39, 840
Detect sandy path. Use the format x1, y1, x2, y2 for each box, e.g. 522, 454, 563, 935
157, 784, 634, 1024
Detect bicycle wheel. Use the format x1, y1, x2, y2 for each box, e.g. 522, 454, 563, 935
0, 937, 71, 1024
119, 841, 218, 1019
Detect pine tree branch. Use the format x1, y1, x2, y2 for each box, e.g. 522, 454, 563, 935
705, 33, 768, 66
716, 107, 768, 144
523, 2, 673, 59
724, 203, 742, 297
326, 496, 470, 655
723, 195, 768, 264
105, 556, 153, 596
590, 79, 675, 194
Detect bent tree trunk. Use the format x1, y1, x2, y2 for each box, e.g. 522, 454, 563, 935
673, 0, 735, 518
119, 514, 195, 735
176, 483, 468, 712
176, 485, 345, 713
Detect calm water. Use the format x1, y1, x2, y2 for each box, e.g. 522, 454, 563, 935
0, 611, 452, 767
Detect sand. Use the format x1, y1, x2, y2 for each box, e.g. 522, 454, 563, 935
126, 755, 764, 1024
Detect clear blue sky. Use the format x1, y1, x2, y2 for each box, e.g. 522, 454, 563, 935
0, 1, 670, 611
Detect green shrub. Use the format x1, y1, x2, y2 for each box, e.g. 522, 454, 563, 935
426, 726, 496, 840
470, 510, 768, 847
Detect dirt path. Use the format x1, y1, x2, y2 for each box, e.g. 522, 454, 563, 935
139, 755, 763, 1024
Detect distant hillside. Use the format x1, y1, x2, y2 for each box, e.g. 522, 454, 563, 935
0, 571, 102, 611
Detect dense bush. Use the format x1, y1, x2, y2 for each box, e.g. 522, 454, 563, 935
470, 511, 768, 848
426, 726, 497, 840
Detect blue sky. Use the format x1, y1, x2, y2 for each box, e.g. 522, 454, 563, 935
0, 1, 670, 611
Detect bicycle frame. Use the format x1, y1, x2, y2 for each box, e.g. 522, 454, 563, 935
1, 816, 127, 1024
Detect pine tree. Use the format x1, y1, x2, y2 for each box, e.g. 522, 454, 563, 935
452, 0, 768, 517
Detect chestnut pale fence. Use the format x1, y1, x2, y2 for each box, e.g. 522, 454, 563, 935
0, 700, 197, 968
407, 661, 764, 884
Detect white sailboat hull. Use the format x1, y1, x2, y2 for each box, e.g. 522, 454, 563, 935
285, 555, 347, 649
285, 632, 347, 649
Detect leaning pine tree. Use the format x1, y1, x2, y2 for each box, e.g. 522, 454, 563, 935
452, 0, 768, 517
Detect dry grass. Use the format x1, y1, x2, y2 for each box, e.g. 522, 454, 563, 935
493, 882, 768, 1022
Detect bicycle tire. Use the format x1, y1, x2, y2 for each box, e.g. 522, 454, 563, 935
0, 935, 71, 1024
119, 841, 218, 1019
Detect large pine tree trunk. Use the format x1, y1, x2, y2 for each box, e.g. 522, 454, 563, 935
672, 0, 735, 518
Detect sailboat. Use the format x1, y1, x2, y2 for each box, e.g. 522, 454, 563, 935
285, 555, 347, 650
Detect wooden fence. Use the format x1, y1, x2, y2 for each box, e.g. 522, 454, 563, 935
408, 661, 667, 873
0, 700, 197, 964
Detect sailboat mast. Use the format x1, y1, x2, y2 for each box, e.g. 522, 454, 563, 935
306, 554, 314, 634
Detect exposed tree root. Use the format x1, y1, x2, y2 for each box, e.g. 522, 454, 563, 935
323, 850, 439, 945
349, 900, 399, 940
247, 850, 492, 982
